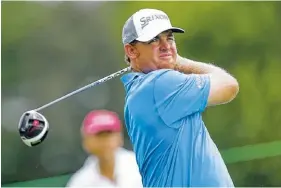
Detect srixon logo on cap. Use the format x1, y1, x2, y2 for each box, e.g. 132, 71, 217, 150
140, 14, 169, 29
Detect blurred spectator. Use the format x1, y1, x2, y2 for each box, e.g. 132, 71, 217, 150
66, 110, 142, 187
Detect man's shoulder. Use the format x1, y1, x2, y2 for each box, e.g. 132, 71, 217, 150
122, 69, 176, 88
131, 69, 175, 81
145, 69, 173, 80
143, 69, 187, 87
123, 69, 179, 106
135, 69, 176, 89
149, 68, 172, 75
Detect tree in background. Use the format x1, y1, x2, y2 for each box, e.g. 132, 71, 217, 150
2, 1, 281, 186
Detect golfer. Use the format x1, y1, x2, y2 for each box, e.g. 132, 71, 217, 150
66, 110, 142, 187
120, 8, 239, 187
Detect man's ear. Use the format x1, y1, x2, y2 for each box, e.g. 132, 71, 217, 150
124, 44, 139, 60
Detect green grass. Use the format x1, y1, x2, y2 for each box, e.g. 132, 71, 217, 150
3, 140, 281, 187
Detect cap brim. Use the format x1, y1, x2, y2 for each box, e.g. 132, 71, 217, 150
136, 26, 185, 42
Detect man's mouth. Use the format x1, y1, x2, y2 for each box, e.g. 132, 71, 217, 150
159, 53, 172, 58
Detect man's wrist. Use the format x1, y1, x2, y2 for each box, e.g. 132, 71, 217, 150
175, 55, 193, 74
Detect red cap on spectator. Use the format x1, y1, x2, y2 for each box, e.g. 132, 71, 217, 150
81, 110, 122, 135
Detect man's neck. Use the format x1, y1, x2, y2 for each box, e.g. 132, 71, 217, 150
98, 156, 116, 182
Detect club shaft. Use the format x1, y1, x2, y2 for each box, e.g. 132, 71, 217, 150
33, 67, 131, 112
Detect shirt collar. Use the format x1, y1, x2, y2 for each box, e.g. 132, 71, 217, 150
120, 72, 142, 85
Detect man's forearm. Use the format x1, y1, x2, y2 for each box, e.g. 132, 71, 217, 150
175, 55, 239, 106
176, 56, 228, 75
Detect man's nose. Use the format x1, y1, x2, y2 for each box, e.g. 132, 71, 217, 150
159, 39, 170, 51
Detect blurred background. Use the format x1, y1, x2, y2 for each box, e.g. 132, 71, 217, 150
1, 1, 281, 187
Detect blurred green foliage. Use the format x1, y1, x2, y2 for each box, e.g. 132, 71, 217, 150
1, 1, 281, 186
109, 1, 281, 147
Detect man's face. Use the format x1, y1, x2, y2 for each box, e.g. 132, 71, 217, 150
125, 30, 178, 73
82, 131, 122, 158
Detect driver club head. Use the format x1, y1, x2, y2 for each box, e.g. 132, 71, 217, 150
18, 110, 49, 147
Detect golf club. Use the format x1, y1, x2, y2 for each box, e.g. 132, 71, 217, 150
18, 66, 131, 147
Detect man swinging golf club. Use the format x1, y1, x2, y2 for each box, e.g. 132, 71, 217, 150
120, 8, 239, 187
17, 7, 239, 187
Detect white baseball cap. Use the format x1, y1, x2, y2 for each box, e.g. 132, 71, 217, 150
122, 9, 185, 45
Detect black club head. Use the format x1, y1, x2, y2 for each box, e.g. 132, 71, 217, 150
18, 110, 49, 147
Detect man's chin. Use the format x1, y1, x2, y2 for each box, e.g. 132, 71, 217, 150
157, 60, 175, 70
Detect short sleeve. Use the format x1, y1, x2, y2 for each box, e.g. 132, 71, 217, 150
154, 70, 210, 126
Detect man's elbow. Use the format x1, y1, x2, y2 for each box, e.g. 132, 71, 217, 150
208, 74, 239, 106
225, 77, 239, 103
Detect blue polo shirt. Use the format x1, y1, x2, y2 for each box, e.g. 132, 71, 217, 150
121, 69, 234, 187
